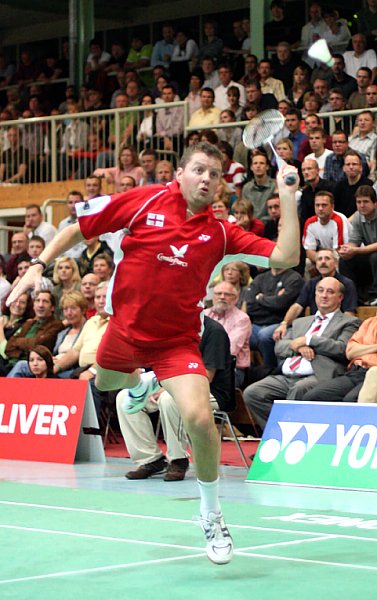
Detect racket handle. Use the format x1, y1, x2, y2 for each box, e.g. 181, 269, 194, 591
284, 173, 297, 186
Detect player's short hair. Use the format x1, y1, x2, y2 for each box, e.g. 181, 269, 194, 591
179, 141, 223, 169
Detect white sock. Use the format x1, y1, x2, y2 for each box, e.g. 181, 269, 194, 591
198, 477, 221, 519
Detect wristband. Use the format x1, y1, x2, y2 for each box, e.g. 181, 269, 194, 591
89, 366, 97, 375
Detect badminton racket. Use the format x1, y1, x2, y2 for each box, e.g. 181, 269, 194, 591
242, 109, 297, 186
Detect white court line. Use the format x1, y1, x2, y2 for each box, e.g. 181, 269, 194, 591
0, 553, 205, 585
235, 551, 377, 572
3, 500, 377, 542
238, 534, 337, 551
0, 524, 203, 552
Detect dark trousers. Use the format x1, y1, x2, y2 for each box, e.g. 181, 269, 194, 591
302, 365, 368, 402
339, 253, 377, 300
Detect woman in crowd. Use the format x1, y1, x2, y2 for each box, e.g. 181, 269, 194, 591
322, 8, 351, 54
0, 292, 33, 375
231, 199, 264, 236
54, 290, 88, 378
52, 256, 81, 319
185, 68, 204, 117
226, 86, 242, 120
270, 137, 303, 184
211, 180, 237, 222
301, 91, 322, 118
28, 345, 55, 379
95, 145, 145, 191
185, 130, 200, 147
221, 261, 251, 311
217, 109, 242, 147
287, 65, 311, 109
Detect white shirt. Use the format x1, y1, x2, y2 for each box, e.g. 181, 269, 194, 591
343, 49, 377, 79
305, 149, 334, 178
302, 211, 352, 250
29, 221, 57, 245
214, 81, 246, 110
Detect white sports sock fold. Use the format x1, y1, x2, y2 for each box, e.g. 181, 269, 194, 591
197, 477, 221, 519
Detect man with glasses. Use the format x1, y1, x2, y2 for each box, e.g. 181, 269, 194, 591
324, 131, 369, 182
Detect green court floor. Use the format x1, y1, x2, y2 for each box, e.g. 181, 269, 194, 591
1, 480, 377, 600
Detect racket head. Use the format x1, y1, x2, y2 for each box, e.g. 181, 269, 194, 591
242, 109, 285, 150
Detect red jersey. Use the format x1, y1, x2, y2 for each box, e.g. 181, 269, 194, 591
76, 181, 275, 344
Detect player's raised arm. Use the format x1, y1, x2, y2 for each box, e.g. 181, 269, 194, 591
269, 163, 300, 268
6, 222, 84, 305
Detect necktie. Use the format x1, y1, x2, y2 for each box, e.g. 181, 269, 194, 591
288, 316, 327, 372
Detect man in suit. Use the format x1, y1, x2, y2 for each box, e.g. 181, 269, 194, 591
243, 277, 360, 431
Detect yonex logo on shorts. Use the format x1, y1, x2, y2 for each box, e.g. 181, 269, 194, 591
146, 213, 165, 227
188, 362, 199, 369
198, 234, 211, 242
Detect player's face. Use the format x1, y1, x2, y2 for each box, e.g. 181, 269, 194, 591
176, 152, 222, 211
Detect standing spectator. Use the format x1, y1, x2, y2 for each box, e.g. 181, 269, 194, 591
85, 39, 111, 90
300, 2, 327, 53
222, 20, 247, 80
356, 0, 377, 45
264, 1, 299, 51
198, 21, 223, 65
169, 30, 199, 95
339, 185, 377, 304
322, 8, 351, 54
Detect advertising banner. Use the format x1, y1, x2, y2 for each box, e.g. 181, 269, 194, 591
247, 401, 377, 490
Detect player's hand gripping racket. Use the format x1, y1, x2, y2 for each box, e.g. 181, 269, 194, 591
242, 109, 297, 186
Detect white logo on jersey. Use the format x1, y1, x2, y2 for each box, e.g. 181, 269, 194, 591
170, 244, 188, 258
146, 213, 165, 227
157, 243, 189, 267
188, 362, 199, 369
198, 234, 211, 242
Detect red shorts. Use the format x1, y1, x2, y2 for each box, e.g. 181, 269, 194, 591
96, 319, 207, 381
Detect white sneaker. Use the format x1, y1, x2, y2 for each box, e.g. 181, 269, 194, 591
117, 371, 160, 415
198, 512, 234, 565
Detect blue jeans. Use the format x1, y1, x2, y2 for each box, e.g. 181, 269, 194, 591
249, 323, 279, 367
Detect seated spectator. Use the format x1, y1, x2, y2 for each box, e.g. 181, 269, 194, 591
339, 185, 377, 304
246, 266, 303, 366
23, 203, 57, 246
215, 64, 246, 111
84, 174, 102, 200
185, 131, 200, 146
348, 67, 372, 110
285, 108, 307, 160
57, 191, 86, 261
244, 277, 360, 431
0, 291, 33, 375
5, 232, 29, 284
232, 200, 264, 236
264, 1, 299, 51
349, 110, 377, 174
188, 87, 221, 129
9, 256, 53, 294
27, 345, 55, 379
52, 257, 82, 319
327, 89, 351, 134
287, 65, 311, 109
185, 68, 204, 117
93, 253, 114, 283
274, 247, 358, 344
71, 132, 107, 179
218, 141, 245, 198
270, 138, 303, 184
217, 109, 242, 147
0, 126, 29, 184
238, 54, 258, 87
366, 84, 377, 110
0, 255, 11, 311
264, 194, 281, 241
139, 148, 158, 185
85, 38, 111, 90
222, 19, 247, 80
300, 2, 327, 61
124, 35, 153, 71
52, 282, 110, 416
257, 58, 285, 102
244, 79, 277, 111
198, 129, 219, 145
211, 180, 235, 222
151, 23, 177, 70
4, 290, 64, 375
0, 53, 16, 88
205, 281, 251, 387
343, 33, 377, 80
80, 273, 100, 319
220, 261, 250, 310
305, 127, 334, 177
201, 56, 220, 90
198, 20, 223, 65
105, 41, 126, 74
60, 99, 89, 176
301, 91, 322, 118
153, 74, 180, 102
302, 191, 352, 268
155, 160, 174, 184
356, 1, 377, 46
225, 85, 243, 120
323, 130, 366, 183
136, 94, 156, 149
120, 175, 136, 191
117, 316, 232, 481
303, 313, 377, 402
322, 8, 351, 54
334, 150, 373, 217
16, 49, 40, 85
78, 236, 113, 277
95, 145, 145, 191
169, 30, 199, 95
241, 151, 276, 220
300, 159, 335, 226
326, 54, 357, 100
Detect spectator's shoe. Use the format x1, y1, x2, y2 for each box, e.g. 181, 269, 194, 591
117, 371, 160, 414
197, 512, 234, 564
368, 298, 377, 307
125, 457, 167, 480
164, 458, 189, 481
